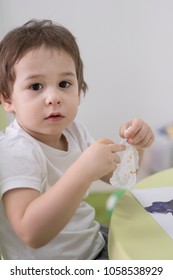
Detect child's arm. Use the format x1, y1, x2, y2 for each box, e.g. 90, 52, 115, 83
3, 140, 124, 248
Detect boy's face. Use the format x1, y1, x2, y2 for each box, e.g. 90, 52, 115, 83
3, 46, 80, 145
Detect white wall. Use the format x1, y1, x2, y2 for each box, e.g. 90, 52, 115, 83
1, 0, 173, 140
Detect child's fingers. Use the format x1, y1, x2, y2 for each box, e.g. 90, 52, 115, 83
98, 139, 125, 152
98, 139, 114, 145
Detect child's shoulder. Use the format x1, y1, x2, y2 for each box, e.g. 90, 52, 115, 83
0, 119, 43, 157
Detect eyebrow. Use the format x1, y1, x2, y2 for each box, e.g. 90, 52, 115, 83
24, 71, 76, 81
24, 74, 44, 81
59, 71, 76, 78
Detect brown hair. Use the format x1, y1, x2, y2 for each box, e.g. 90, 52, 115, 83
0, 19, 88, 103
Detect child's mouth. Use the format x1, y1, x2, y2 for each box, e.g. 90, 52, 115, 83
45, 113, 65, 120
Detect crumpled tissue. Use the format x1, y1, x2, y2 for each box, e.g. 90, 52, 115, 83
110, 139, 139, 189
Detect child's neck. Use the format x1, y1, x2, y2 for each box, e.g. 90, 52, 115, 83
41, 134, 68, 151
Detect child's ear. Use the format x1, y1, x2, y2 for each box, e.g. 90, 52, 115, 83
0, 96, 14, 113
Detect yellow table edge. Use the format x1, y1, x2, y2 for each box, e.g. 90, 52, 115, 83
108, 168, 173, 260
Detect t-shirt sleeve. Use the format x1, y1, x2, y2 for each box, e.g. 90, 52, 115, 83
0, 132, 47, 199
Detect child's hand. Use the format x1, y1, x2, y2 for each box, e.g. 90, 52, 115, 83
77, 139, 125, 182
119, 118, 154, 149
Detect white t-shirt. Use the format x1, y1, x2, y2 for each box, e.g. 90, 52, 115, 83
0, 119, 104, 259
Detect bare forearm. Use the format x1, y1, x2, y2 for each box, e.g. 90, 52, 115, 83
19, 164, 93, 248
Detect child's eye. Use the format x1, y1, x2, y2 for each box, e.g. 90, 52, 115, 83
59, 81, 71, 88
30, 83, 43, 91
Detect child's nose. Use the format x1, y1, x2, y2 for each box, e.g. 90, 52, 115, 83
46, 91, 62, 105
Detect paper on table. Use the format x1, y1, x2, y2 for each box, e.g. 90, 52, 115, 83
132, 186, 173, 239
110, 139, 139, 189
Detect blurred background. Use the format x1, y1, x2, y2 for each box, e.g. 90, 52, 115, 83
1, 0, 173, 182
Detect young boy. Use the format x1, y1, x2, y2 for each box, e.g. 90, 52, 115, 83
0, 19, 154, 260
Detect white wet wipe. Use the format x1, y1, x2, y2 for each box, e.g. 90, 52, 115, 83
110, 139, 139, 189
